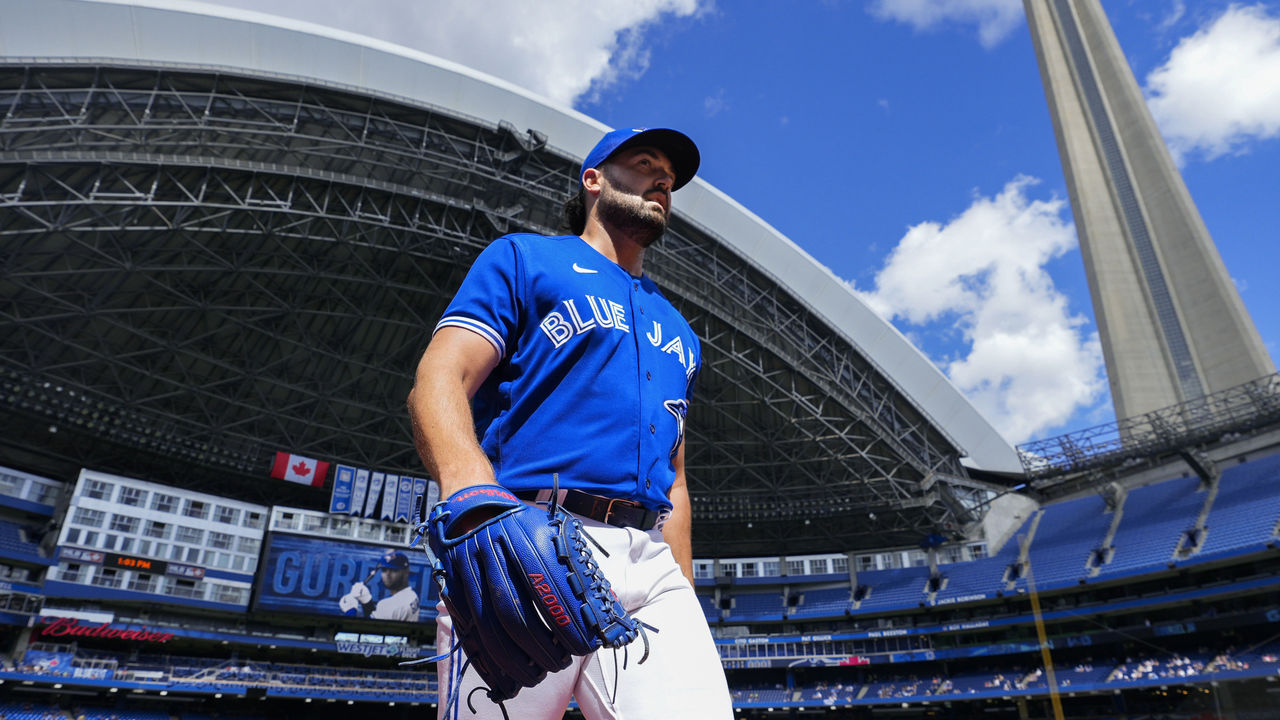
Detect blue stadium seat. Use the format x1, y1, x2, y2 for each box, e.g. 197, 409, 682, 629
1197, 453, 1280, 559
1097, 476, 1202, 577
1022, 494, 1110, 588
855, 565, 930, 611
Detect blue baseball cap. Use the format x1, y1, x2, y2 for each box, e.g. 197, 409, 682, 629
580, 127, 700, 191
378, 550, 409, 570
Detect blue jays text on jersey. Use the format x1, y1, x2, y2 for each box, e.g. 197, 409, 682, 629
434, 233, 701, 511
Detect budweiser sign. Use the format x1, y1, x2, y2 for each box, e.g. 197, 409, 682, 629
35, 617, 174, 643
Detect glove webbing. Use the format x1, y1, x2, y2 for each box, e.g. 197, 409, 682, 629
557, 516, 652, 662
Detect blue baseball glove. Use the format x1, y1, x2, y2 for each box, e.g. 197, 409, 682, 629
419, 485, 647, 705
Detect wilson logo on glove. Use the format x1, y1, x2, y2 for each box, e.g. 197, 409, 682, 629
528, 573, 571, 626
454, 486, 516, 502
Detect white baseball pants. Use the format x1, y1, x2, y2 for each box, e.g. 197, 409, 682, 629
434, 515, 733, 720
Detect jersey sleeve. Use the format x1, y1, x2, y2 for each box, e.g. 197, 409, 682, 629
433, 237, 523, 358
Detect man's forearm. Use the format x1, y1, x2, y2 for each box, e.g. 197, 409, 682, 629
406, 330, 500, 497
407, 378, 494, 497
664, 481, 695, 587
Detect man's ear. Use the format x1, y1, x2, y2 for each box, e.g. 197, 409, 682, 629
582, 166, 604, 195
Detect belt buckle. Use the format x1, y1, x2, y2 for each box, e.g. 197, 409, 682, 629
602, 497, 628, 526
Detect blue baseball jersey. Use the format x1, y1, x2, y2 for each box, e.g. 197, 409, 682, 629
435, 233, 700, 511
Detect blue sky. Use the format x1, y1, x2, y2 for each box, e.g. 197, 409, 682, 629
197, 0, 1280, 446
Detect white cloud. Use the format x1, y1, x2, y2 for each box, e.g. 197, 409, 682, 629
703, 88, 728, 117
1155, 0, 1186, 34
867, 0, 1024, 48
195, 0, 704, 106
1145, 3, 1280, 161
852, 177, 1106, 444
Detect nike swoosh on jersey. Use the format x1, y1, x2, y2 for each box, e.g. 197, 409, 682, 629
572, 263, 598, 274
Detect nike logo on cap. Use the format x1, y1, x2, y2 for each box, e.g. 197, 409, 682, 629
572, 263, 598, 274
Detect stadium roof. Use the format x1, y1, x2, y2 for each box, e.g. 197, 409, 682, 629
0, 0, 1022, 555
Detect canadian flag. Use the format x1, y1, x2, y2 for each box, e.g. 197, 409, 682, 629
270, 452, 330, 487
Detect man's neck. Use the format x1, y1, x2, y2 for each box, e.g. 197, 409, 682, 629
580, 221, 647, 277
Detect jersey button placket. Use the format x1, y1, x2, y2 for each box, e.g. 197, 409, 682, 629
629, 277, 647, 498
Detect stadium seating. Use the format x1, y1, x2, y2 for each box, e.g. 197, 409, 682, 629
790, 586, 851, 619
726, 590, 787, 621
855, 565, 930, 611
1196, 453, 1280, 559
698, 592, 721, 621
1022, 493, 1110, 587
1097, 475, 1203, 577
75, 709, 170, 720
697, 461, 1280, 625
0, 703, 65, 720
0, 518, 45, 560
930, 555, 1006, 604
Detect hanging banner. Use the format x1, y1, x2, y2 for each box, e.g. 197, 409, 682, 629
410, 478, 428, 521
380, 475, 399, 521
394, 476, 414, 522
425, 478, 440, 511
348, 468, 371, 517
328, 465, 356, 514
364, 472, 385, 517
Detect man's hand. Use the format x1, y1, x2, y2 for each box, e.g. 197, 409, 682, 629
339, 582, 373, 614
423, 485, 648, 702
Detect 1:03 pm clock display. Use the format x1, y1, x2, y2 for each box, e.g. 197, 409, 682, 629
104, 553, 168, 574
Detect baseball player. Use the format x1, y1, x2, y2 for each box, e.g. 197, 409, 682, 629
338, 549, 420, 622
407, 126, 733, 719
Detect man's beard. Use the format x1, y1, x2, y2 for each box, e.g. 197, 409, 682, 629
596, 179, 668, 247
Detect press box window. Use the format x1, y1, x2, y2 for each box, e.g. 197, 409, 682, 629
92, 568, 120, 588
151, 493, 178, 513
83, 479, 112, 499
62, 563, 83, 583
72, 507, 105, 528
129, 574, 157, 593
110, 514, 138, 534
117, 485, 148, 507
